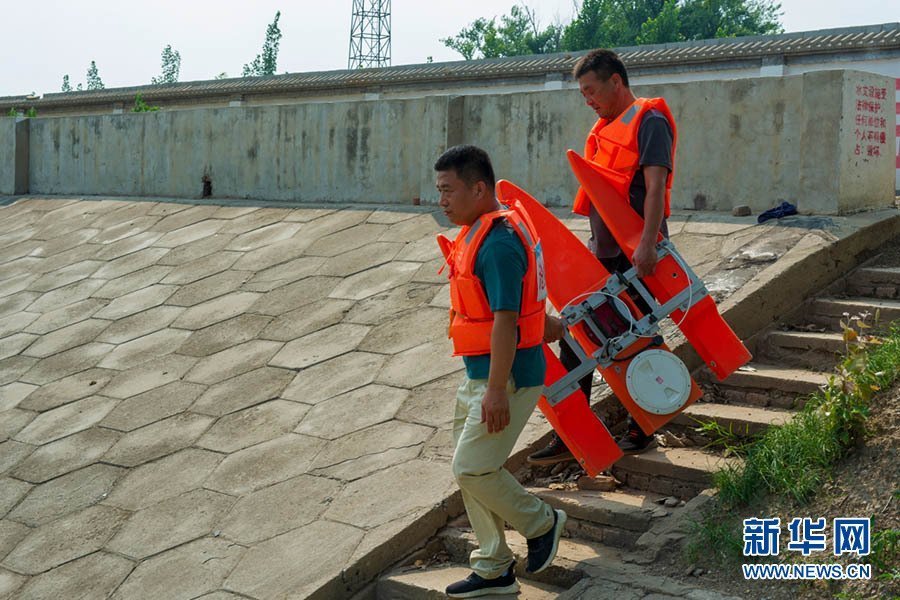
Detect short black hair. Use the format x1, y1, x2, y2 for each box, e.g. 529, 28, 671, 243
573, 49, 629, 88
434, 145, 495, 188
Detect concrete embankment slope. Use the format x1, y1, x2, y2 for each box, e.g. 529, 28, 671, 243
0, 196, 896, 599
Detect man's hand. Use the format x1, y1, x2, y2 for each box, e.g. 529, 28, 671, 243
632, 239, 658, 278
481, 386, 511, 434
544, 314, 565, 343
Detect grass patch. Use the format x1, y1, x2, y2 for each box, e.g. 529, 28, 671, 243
688, 314, 900, 567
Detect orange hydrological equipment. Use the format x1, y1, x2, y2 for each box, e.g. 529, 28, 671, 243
572, 97, 678, 218
436, 201, 547, 357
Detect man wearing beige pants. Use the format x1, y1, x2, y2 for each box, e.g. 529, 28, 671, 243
435, 145, 567, 598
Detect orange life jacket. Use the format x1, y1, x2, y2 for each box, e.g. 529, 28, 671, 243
572, 97, 677, 218
436, 201, 547, 357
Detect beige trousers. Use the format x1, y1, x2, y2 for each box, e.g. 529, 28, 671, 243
451, 377, 554, 578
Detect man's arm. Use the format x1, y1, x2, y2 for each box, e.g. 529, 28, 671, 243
483, 310, 517, 434
631, 165, 666, 277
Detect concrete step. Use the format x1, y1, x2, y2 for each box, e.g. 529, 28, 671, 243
846, 266, 900, 297
807, 296, 900, 330
666, 402, 793, 441
435, 526, 745, 599
527, 487, 680, 549
758, 330, 844, 370
610, 446, 739, 500
700, 362, 828, 409
377, 564, 566, 599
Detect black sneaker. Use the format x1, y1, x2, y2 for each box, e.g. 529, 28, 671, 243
526, 434, 574, 466
525, 509, 567, 574
617, 422, 657, 454
445, 561, 519, 598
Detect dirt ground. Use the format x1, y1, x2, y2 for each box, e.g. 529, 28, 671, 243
663, 382, 899, 600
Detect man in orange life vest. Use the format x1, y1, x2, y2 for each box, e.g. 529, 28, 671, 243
435, 145, 566, 598
528, 48, 678, 466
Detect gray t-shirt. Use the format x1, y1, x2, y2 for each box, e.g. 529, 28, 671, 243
588, 109, 673, 261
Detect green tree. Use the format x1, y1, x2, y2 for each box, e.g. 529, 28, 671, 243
61, 74, 72, 92
444, 0, 782, 59
215, 72, 229, 79
86, 61, 104, 90
442, 4, 562, 60
151, 45, 181, 85
243, 11, 282, 77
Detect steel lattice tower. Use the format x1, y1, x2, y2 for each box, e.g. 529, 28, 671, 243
348, 0, 391, 69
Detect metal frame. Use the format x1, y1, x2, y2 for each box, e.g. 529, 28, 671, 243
544, 240, 708, 406
348, 0, 391, 70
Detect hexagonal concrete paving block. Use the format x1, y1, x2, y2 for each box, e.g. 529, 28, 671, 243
1, 505, 128, 575
92, 232, 163, 262
92, 284, 176, 321
165, 270, 253, 307
309, 421, 434, 475
102, 412, 215, 467
100, 381, 206, 431
197, 400, 309, 453
344, 282, 440, 326
91, 247, 169, 280
249, 276, 341, 316
377, 339, 461, 389
280, 351, 386, 405
304, 223, 388, 258
0, 333, 38, 361
91, 265, 172, 300
258, 298, 354, 342
184, 340, 283, 385
26, 278, 107, 314
19, 342, 115, 386
191, 366, 295, 417
219, 474, 342, 545
12, 427, 121, 483
13, 396, 117, 446
0, 440, 35, 476
0, 409, 36, 443
160, 251, 242, 286
105, 489, 234, 560
218, 209, 291, 235
101, 354, 198, 399
104, 448, 223, 512
23, 298, 108, 336
269, 324, 370, 370
316, 241, 405, 277
0, 520, 30, 562
27, 260, 102, 293
0, 292, 40, 320
224, 520, 364, 600
89, 215, 159, 244
204, 434, 326, 496
152, 219, 225, 248
395, 235, 443, 262
378, 213, 443, 243
171, 291, 261, 330
323, 459, 455, 529
0, 311, 38, 338
17, 367, 119, 412
295, 384, 408, 440
20, 319, 110, 359
110, 537, 243, 600
242, 253, 325, 288
328, 261, 420, 301
226, 222, 303, 252
397, 372, 460, 429
0, 568, 28, 599
290, 210, 370, 243
176, 313, 272, 357
231, 238, 315, 274
156, 232, 235, 266
97, 328, 192, 371
8, 464, 125, 526
357, 307, 447, 355
11, 552, 134, 600
93, 305, 184, 345
151, 205, 219, 233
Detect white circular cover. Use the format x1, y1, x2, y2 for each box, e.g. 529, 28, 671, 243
625, 349, 691, 415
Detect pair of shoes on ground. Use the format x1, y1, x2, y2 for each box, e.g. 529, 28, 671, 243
445, 509, 567, 598
526, 423, 657, 466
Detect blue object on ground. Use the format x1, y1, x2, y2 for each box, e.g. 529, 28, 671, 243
757, 201, 798, 224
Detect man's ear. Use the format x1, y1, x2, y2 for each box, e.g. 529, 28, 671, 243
473, 180, 487, 200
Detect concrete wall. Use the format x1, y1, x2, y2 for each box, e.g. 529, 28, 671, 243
2, 70, 895, 214
24, 97, 450, 204
0, 118, 28, 195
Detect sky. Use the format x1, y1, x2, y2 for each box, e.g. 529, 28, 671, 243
1, 0, 896, 98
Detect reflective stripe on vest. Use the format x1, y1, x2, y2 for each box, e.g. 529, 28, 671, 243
572, 97, 677, 217
440, 201, 546, 357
